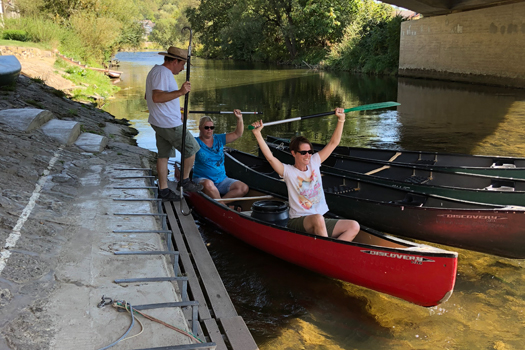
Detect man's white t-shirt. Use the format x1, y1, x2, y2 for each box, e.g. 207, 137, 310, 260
282, 153, 329, 219
145, 64, 182, 128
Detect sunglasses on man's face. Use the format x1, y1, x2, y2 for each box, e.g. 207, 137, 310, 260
297, 150, 314, 155
204, 126, 215, 130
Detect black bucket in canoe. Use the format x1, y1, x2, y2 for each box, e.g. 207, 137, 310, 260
251, 200, 289, 226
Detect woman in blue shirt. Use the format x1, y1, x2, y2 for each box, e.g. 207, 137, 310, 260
193, 110, 249, 205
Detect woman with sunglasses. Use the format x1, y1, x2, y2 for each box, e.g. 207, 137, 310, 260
192, 110, 249, 209
250, 108, 360, 242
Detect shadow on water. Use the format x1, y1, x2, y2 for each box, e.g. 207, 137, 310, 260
396, 77, 525, 155
197, 59, 295, 71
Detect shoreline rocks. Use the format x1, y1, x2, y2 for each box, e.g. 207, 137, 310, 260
0, 72, 165, 348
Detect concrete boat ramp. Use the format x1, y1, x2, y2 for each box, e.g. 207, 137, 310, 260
0, 107, 257, 349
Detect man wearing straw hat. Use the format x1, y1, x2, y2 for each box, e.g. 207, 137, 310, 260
145, 46, 202, 201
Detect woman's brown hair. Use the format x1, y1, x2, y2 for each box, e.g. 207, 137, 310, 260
289, 136, 313, 153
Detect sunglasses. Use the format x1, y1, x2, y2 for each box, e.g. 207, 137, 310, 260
204, 126, 215, 130
296, 150, 314, 155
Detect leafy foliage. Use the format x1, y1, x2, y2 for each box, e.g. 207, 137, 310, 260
144, 0, 197, 49
9, 0, 406, 76
10, 0, 145, 65
2, 30, 29, 42
186, 0, 405, 75
186, 0, 394, 64
325, 1, 406, 75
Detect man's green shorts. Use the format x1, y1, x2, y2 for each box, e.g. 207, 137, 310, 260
286, 216, 339, 238
152, 124, 200, 158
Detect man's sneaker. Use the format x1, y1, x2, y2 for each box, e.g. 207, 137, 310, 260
158, 188, 181, 202
178, 178, 203, 193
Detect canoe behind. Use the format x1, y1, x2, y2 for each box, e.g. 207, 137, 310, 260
186, 190, 457, 307
225, 148, 525, 259
267, 135, 525, 178
265, 141, 525, 206
0, 55, 21, 86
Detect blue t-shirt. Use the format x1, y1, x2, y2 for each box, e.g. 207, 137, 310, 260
193, 134, 227, 184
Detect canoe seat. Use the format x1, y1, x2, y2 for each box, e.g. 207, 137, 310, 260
491, 159, 516, 168
403, 175, 429, 184
484, 179, 515, 191
395, 193, 427, 207
326, 185, 359, 194
415, 159, 435, 165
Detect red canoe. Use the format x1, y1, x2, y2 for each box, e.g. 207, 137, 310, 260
186, 190, 458, 307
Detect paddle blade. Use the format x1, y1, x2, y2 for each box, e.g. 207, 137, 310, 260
344, 101, 400, 113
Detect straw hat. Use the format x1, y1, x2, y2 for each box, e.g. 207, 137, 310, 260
158, 46, 188, 61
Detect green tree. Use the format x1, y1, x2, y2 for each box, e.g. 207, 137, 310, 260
13, 0, 44, 16
186, 0, 236, 57
146, 0, 196, 48
117, 21, 145, 49
11, 0, 145, 63
253, 0, 299, 60
325, 0, 404, 74
295, 0, 356, 50
187, 0, 357, 62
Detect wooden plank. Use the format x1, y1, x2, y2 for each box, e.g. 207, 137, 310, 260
203, 319, 228, 350
388, 152, 402, 162
365, 165, 390, 175
173, 203, 238, 319
220, 316, 259, 350
164, 202, 212, 322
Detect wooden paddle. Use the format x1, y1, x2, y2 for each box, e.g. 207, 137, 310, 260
247, 101, 400, 129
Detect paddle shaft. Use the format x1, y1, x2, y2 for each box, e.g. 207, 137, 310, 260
215, 195, 273, 202
189, 111, 263, 114
262, 111, 333, 127
180, 27, 192, 208
143, 109, 262, 114
248, 101, 400, 129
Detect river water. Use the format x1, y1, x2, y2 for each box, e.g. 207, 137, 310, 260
104, 52, 525, 350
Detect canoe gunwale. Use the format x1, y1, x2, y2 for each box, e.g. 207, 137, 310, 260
266, 135, 525, 176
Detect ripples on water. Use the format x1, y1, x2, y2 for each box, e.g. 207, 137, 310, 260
104, 52, 525, 350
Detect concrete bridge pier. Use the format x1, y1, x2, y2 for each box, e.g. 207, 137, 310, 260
399, 2, 525, 88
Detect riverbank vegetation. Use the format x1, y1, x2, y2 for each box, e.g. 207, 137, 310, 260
4, 0, 144, 66
3, 0, 406, 76
186, 0, 407, 75
3, 0, 198, 64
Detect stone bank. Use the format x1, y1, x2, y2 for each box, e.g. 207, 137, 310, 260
0, 74, 207, 349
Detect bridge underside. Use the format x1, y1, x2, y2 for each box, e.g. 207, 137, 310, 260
398, 1, 525, 88
384, 0, 522, 16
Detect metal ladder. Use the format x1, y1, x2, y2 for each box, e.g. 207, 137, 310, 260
111, 167, 216, 350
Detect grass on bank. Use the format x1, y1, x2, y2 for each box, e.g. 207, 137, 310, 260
0, 17, 122, 104
54, 59, 120, 104
0, 39, 52, 51
1, 16, 109, 68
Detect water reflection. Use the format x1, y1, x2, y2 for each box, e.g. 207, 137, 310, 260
104, 53, 525, 350
397, 77, 525, 155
